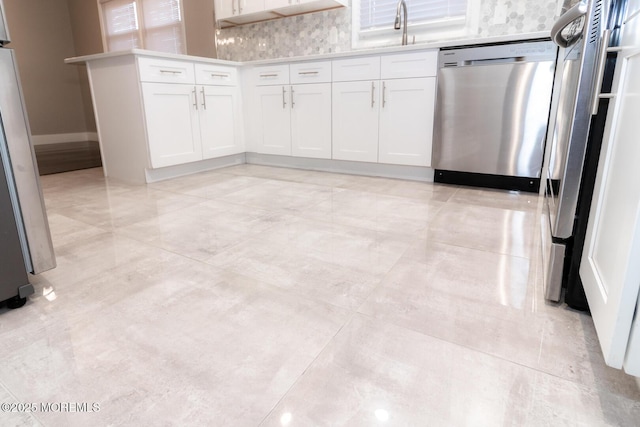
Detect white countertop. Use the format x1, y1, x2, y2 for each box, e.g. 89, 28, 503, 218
65, 31, 551, 67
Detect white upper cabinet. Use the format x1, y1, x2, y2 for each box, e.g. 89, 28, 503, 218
264, 0, 290, 9
215, 0, 271, 24
216, 0, 346, 28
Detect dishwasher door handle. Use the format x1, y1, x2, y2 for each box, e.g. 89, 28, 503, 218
463, 57, 523, 66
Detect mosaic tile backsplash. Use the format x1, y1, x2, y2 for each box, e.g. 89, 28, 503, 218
216, 0, 561, 61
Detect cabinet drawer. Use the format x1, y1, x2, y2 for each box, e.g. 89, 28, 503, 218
332, 56, 380, 82
253, 65, 290, 85
138, 57, 195, 84
290, 61, 331, 84
195, 63, 238, 86
380, 51, 438, 79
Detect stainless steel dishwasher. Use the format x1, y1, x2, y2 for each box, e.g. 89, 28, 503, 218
433, 41, 557, 192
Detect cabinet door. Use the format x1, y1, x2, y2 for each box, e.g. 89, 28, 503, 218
238, 0, 264, 14
254, 85, 291, 155
265, 0, 291, 8
142, 83, 201, 168
199, 85, 242, 159
332, 81, 380, 163
580, 14, 640, 374
378, 77, 436, 166
215, 0, 236, 20
291, 83, 331, 159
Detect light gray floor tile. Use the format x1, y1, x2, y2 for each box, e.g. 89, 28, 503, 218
0, 165, 634, 426
299, 188, 445, 236
115, 200, 289, 261
1, 262, 350, 426
424, 201, 538, 258
208, 236, 384, 310
260, 315, 640, 427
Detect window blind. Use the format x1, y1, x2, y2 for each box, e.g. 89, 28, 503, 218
100, 0, 185, 54
359, 0, 467, 31
101, 0, 140, 51
141, 0, 184, 53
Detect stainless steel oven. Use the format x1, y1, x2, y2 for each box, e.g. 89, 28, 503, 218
542, 0, 623, 303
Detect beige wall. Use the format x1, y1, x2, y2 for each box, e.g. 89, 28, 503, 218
3, 0, 216, 139
3, 0, 90, 136
184, 0, 218, 58
66, 0, 103, 133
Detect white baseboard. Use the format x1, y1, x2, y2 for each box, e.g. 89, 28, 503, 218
31, 132, 99, 145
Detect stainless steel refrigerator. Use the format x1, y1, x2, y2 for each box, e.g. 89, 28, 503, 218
0, 0, 56, 308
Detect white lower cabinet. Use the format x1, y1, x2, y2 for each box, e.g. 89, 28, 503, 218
142, 83, 202, 168
332, 80, 380, 163
253, 82, 332, 158
200, 85, 242, 159
254, 85, 292, 155
332, 78, 436, 166
142, 82, 242, 168
378, 77, 436, 167
291, 83, 331, 159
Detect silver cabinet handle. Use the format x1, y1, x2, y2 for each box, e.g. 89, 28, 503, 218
382, 82, 387, 108
200, 87, 206, 110
298, 71, 319, 75
193, 87, 198, 110
282, 86, 287, 109
210, 73, 229, 78
159, 69, 181, 75
371, 81, 375, 108
592, 29, 612, 115
551, 2, 588, 48
291, 87, 295, 108
260, 73, 278, 78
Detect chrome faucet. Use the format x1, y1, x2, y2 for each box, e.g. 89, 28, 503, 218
394, 0, 408, 46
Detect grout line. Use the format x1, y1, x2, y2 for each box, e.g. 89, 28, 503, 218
256, 308, 361, 427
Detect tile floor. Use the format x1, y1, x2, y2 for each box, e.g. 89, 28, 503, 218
1, 165, 639, 426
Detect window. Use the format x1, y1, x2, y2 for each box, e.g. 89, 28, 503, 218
353, 0, 479, 48
99, 0, 186, 54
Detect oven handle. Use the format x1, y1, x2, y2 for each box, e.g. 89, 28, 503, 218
591, 29, 612, 115
551, 2, 588, 48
